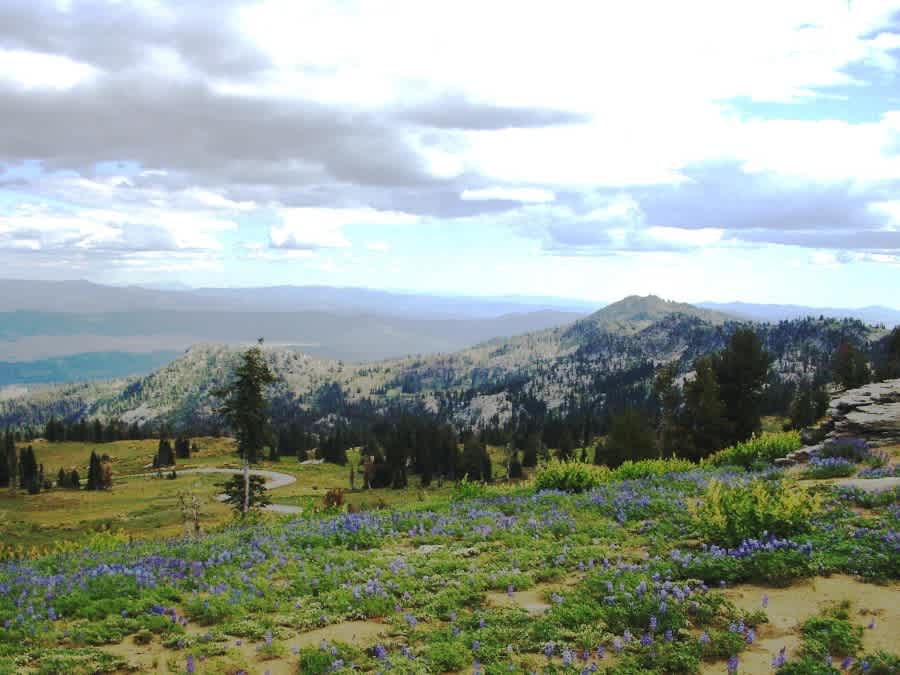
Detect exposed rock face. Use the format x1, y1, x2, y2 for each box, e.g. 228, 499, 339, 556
827, 378, 900, 445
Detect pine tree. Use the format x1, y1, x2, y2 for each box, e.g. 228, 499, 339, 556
214, 339, 277, 514
876, 327, 900, 380
522, 432, 540, 468
508, 451, 523, 478
682, 357, 729, 460
20, 446, 39, 494
600, 408, 657, 468
832, 342, 871, 390
4, 429, 17, 490
459, 435, 489, 481
0, 431, 9, 488
70, 469, 80, 489
86, 451, 102, 490
58, 467, 68, 488
654, 363, 683, 456
157, 438, 175, 466
713, 328, 771, 446
174, 436, 191, 459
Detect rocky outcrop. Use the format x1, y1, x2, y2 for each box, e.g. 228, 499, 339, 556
826, 378, 900, 445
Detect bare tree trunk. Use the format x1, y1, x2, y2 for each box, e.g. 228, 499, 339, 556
243, 456, 250, 515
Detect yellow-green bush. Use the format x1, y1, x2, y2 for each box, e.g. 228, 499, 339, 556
610, 457, 695, 480
691, 478, 822, 546
704, 431, 802, 468
534, 460, 609, 493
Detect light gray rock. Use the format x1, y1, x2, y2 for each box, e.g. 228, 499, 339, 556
826, 378, 900, 445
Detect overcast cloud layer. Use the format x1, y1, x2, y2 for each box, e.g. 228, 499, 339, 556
1, 0, 899, 304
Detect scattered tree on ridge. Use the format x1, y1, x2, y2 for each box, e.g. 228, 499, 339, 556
832, 341, 871, 389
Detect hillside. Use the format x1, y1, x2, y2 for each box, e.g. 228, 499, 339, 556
700, 301, 900, 327
0, 296, 886, 431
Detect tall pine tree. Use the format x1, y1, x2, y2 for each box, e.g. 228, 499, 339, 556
713, 329, 771, 446
214, 339, 277, 514
682, 357, 729, 460
86, 451, 102, 491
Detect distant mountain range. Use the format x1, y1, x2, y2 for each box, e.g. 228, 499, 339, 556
2, 279, 897, 388
699, 301, 900, 327
0, 279, 597, 317
1, 294, 888, 432
0, 279, 590, 384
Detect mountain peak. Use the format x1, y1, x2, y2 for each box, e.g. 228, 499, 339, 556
575, 295, 736, 336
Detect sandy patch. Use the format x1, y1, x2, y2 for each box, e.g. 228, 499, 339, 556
701, 575, 900, 674
485, 588, 553, 615
292, 620, 387, 648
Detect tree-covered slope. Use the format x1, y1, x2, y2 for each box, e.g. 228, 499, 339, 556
0, 296, 886, 432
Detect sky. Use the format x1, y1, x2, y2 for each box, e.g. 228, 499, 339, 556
1, 0, 900, 308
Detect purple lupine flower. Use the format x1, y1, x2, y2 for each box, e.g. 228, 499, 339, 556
472, 640, 480, 651
772, 647, 787, 669
186, 655, 195, 674
544, 642, 555, 658
762, 594, 769, 608
727, 655, 739, 674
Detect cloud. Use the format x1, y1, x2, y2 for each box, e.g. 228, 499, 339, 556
269, 207, 417, 250
0, 0, 268, 78
397, 94, 589, 130
0, 75, 441, 189
2, 0, 900, 286
461, 187, 555, 203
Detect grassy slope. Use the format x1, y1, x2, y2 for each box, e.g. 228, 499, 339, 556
0, 439, 524, 550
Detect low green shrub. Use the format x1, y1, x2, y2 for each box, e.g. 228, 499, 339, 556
451, 475, 490, 501
801, 457, 856, 479
799, 603, 863, 659
34, 648, 128, 675
533, 460, 608, 492
691, 479, 822, 546
610, 457, 695, 480
850, 651, 900, 674
705, 431, 802, 468
776, 656, 841, 674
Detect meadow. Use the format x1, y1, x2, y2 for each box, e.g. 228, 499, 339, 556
0, 436, 898, 674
